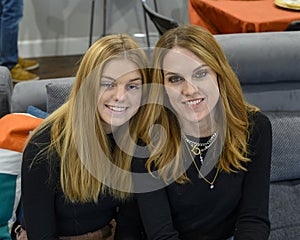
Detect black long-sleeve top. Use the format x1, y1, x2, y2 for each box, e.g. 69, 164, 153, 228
21, 127, 119, 240
117, 111, 272, 240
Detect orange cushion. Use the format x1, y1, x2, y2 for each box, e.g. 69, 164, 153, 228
0, 114, 43, 152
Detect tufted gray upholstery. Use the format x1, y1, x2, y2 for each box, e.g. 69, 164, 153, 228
46, 81, 73, 113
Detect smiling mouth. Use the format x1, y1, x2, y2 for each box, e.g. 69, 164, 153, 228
106, 105, 128, 113
183, 98, 204, 106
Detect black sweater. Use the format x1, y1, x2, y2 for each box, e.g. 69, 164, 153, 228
116, 111, 272, 240
21, 128, 118, 240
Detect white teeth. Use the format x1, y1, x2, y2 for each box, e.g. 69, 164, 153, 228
108, 106, 127, 112
185, 99, 203, 105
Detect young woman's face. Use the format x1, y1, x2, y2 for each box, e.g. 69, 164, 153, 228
163, 46, 220, 124
98, 59, 143, 132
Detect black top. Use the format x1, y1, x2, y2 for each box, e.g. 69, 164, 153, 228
21, 127, 119, 240
116, 111, 272, 240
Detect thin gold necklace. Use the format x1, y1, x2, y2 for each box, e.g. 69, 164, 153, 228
184, 132, 217, 164
184, 140, 219, 189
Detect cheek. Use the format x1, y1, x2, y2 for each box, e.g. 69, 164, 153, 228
97, 93, 107, 115
165, 85, 181, 101
129, 91, 142, 108
198, 78, 219, 96
208, 81, 220, 99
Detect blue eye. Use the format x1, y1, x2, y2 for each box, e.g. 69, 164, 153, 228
193, 70, 207, 79
127, 84, 141, 91
168, 75, 184, 84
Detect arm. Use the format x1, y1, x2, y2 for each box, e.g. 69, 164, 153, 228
21, 130, 58, 240
136, 188, 181, 240
234, 112, 272, 240
115, 198, 146, 240
132, 157, 181, 240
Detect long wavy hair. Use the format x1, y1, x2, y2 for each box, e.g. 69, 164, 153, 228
28, 34, 149, 201
140, 25, 258, 183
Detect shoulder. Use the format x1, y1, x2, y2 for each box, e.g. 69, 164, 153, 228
248, 111, 271, 133
25, 125, 52, 151
23, 125, 53, 165
248, 111, 272, 144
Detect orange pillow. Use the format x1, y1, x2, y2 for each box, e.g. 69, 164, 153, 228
0, 114, 43, 152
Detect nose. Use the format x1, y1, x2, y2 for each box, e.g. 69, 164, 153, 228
182, 79, 198, 96
112, 85, 126, 102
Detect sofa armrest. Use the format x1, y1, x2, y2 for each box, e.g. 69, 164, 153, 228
0, 66, 13, 117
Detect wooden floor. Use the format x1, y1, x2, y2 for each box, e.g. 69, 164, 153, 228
29, 55, 83, 80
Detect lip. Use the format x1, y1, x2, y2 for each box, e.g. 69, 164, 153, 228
182, 98, 205, 108
105, 104, 129, 114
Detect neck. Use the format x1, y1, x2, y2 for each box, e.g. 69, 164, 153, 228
181, 116, 214, 138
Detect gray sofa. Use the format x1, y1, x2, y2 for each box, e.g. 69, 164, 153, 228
1, 31, 300, 240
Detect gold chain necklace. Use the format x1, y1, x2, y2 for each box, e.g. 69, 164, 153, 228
184, 133, 217, 164
184, 140, 219, 190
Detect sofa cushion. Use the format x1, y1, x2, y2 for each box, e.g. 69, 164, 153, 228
264, 112, 300, 182
0, 114, 43, 153
243, 83, 300, 111
11, 77, 74, 113
27, 106, 49, 119
215, 31, 300, 85
269, 180, 300, 240
0, 173, 20, 239
46, 81, 73, 113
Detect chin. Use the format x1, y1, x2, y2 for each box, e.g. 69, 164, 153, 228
187, 112, 211, 123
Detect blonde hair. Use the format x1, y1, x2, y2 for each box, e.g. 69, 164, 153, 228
141, 25, 258, 183
28, 34, 149, 202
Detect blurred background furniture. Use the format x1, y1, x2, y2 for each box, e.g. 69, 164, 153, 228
0, 67, 13, 118
141, 0, 179, 47
189, 0, 300, 34
286, 20, 300, 31
89, 0, 107, 46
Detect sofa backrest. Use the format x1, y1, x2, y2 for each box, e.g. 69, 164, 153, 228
11, 77, 74, 113
265, 111, 300, 183
214, 31, 300, 85
215, 31, 300, 111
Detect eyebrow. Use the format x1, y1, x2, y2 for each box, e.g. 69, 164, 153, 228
164, 64, 208, 76
192, 64, 209, 74
101, 75, 142, 82
164, 71, 181, 77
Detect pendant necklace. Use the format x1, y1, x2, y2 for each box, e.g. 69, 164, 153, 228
184, 137, 219, 190
184, 132, 217, 164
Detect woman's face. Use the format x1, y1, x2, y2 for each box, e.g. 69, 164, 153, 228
98, 59, 143, 132
162, 46, 220, 125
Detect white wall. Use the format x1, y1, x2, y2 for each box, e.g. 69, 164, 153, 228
18, 0, 190, 57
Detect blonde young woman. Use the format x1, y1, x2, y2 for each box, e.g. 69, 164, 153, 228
118, 25, 272, 240
20, 34, 149, 240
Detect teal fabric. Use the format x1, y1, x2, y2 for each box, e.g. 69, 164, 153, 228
0, 173, 17, 240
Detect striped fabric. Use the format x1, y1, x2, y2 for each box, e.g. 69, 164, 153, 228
0, 114, 42, 239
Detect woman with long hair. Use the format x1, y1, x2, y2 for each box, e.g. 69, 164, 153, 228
118, 25, 272, 240
21, 34, 149, 240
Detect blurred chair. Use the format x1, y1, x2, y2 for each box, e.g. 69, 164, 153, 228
89, 0, 107, 47
141, 0, 179, 47
286, 20, 300, 31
